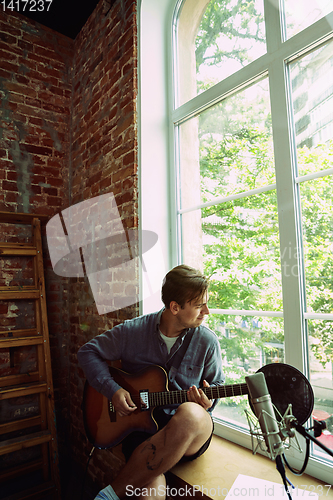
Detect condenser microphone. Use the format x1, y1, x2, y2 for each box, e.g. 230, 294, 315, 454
245, 372, 285, 459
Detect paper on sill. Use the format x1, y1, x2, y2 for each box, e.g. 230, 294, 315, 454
225, 474, 319, 499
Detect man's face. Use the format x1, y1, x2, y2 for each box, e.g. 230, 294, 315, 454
175, 292, 209, 329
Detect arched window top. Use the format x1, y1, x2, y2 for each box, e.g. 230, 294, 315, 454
174, 0, 266, 107
174, 0, 333, 108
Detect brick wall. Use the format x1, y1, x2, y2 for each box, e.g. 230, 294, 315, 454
69, 0, 139, 487
0, 6, 74, 482
0, 11, 73, 215
0, 0, 139, 491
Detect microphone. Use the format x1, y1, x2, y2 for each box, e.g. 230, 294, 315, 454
245, 372, 285, 460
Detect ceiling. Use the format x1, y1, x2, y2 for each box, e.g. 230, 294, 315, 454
15, 0, 101, 39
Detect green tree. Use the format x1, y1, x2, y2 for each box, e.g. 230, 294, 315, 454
195, 0, 265, 92
192, 1, 333, 421
298, 143, 333, 366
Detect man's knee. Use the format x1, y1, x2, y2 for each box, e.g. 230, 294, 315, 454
173, 402, 213, 436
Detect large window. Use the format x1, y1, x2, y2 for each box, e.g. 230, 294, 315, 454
173, 0, 333, 480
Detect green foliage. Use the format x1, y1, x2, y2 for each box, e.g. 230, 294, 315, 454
216, 363, 250, 412
192, 0, 333, 373
195, 0, 265, 93
297, 143, 333, 366
195, 0, 265, 71
200, 137, 333, 367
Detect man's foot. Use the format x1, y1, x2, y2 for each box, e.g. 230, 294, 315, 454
94, 485, 120, 500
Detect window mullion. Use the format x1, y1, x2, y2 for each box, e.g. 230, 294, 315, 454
269, 56, 305, 372
264, 0, 283, 53
265, 0, 306, 372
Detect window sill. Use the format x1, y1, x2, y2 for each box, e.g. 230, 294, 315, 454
170, 435, 332, 499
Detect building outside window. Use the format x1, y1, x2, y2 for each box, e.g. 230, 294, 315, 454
172, 0, 333, 479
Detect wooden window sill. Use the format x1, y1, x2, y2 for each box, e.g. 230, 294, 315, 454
169, 435, 332, 499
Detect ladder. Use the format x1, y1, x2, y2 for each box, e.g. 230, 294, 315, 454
0, 212, 60, 500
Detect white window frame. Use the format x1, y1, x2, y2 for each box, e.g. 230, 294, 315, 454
138, 0, 333, 483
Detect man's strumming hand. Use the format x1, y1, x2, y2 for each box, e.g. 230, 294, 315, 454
112, 388, 137, 417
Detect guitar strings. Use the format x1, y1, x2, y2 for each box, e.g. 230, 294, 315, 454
148, 383, 249, 407
114, 383, 249, 410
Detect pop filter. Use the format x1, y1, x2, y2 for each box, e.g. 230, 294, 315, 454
251, 363, 314, 425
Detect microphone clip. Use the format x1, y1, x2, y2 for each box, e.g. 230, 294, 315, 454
311, 419, 327, 438
245, 404, 302, 461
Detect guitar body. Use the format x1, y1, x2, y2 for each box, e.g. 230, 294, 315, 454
83, 365, 169, 449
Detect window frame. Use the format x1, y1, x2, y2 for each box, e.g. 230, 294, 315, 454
138, 0, 333, 484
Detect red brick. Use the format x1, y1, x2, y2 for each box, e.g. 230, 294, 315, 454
100, 177, 112, 190
31, 174, 46, 184
122, 150, 135, 166
24, 144, 53, 157
43, 187, 58, 196
46, 195, 63, 207
6, 171, 17, 181
31, 185, 42, 195
4, 81, 37, 98
0, 21, 22, 38
0, 303, 8, 315
18, 39, 34, 52
5, 191, 18, 202
29, 117, 44, 127
2, 180, 18, 192
0, 48, 17, 62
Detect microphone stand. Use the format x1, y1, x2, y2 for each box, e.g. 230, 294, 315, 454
279, 415, 333, 489
277, 420, 333, 499
294, 422, 333, 458
276, 455, 293, 500
246, 405, 333, 498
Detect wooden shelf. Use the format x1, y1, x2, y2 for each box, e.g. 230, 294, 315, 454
0, 328, 40, 338
0, 289, 40, 300
0, 458, 44, 483
0, 372, 40, 388
0, 212, 49, 225
1, 481, 56, 500
0, 416, 42, 436
0, 244, 37, 256
0, 382, 48, 401
0, 336, 44, 348
0, 214, 60, 498
0, 430, 52, 456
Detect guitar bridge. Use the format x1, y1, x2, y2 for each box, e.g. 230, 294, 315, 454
139, 390, 149, 411
109, 401, 116, 422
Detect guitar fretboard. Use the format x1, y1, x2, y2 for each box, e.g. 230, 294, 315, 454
148, 382, 249, 408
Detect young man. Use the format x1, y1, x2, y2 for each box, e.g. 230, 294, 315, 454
78, 265, 224, 500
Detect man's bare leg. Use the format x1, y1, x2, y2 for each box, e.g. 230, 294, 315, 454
113, 402, 213, 499
133, 474, 167, 500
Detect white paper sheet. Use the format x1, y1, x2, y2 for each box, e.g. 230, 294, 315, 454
225, 474, 319, 499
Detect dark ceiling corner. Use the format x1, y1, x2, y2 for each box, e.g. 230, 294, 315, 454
11, 0, 101, 39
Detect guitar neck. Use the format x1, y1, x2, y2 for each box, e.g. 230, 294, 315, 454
148, 382, 249, 408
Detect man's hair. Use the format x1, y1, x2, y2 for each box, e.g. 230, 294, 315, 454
161, 265, 209, 309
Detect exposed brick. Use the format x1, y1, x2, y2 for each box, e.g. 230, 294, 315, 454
4, 191, 18, 202
0, 303, 8, 315
43, 187, 58, 196
0, 0, 138, 485
2, 180, 18, 192
24, 144, 53, 156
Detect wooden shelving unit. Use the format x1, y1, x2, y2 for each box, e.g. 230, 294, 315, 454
0, 212, 60, 500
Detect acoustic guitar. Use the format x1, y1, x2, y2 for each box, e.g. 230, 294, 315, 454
82, 363, 313, 449
82, 364, 248, 449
